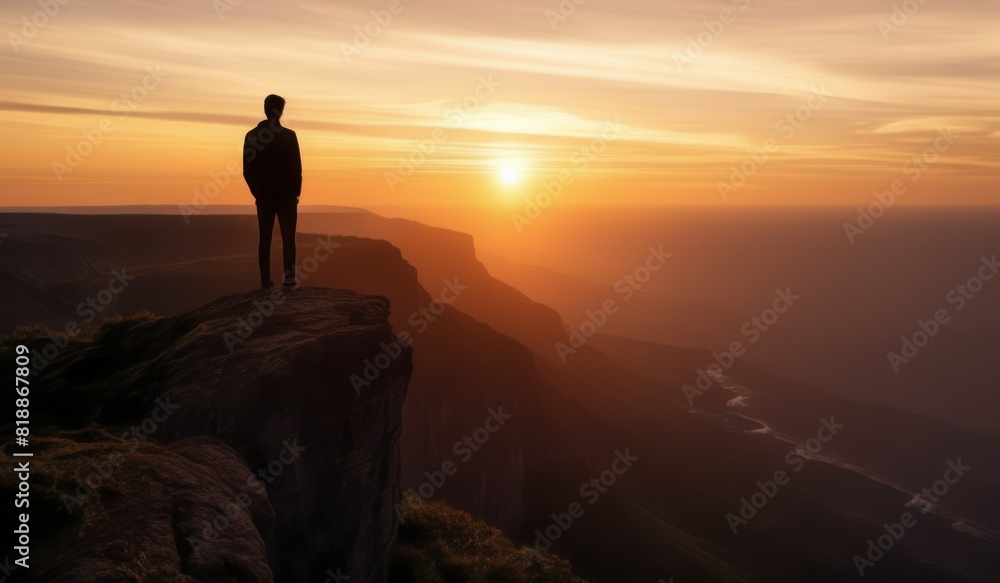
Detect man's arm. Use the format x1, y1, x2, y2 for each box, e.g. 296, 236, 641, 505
290, 132, 302, 201
243, 133, 261, 200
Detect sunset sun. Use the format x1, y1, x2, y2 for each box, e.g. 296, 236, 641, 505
495, 160, 524, 187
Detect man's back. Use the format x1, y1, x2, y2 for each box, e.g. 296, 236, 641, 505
243, 120, 302, 203
245, 94, 301, 289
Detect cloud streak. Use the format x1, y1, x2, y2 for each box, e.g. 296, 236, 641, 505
1, 0, 997, 206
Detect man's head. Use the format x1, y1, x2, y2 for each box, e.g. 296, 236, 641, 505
264, 94, 285, 120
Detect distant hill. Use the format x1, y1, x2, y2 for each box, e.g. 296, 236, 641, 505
2, 212, 998, 582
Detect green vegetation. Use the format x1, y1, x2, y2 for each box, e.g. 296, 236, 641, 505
2, 312, 162, 348
5, 315, 587, 582
392, 494, 586, 583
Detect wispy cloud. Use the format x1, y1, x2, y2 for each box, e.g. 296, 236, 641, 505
1, 0, 997, 205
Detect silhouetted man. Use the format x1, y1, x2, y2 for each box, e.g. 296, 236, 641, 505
244, 94, 302, 289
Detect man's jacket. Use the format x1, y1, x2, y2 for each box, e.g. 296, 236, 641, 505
243, 120, 302, 203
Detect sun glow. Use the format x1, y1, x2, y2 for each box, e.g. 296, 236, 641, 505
495, 159, 525, 187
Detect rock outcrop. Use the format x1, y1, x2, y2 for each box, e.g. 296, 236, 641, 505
2, 287, 411, 582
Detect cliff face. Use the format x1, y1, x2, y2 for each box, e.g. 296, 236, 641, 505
15, 431, 275, 582
3, 287, 411, 582
0, 214, 563, 536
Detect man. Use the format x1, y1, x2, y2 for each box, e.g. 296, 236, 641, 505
243, 94, 302, 289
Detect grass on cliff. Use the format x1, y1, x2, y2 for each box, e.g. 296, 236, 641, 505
5, 318, 586, 582
391, 494, 586, 583
2, 312, 162, 349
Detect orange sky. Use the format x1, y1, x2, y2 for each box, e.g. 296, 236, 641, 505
1, 0, 998, 210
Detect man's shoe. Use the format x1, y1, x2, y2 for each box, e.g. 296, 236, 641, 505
261, 280, 274, 290
282, 278, 299, 290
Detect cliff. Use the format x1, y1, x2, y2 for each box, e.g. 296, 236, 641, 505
3, 213, 999, 582
2, 287, 412, 582
0, 214, 573, 536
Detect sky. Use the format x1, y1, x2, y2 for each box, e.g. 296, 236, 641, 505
1, 0, 998, 210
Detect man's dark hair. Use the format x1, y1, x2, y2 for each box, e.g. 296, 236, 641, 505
264, 94, 285, 119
